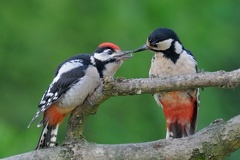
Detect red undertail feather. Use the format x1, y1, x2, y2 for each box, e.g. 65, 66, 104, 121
35, 104, 69, 150
160, 91, 198, 138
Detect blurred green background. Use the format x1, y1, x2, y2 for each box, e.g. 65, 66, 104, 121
0, 0, 239, 159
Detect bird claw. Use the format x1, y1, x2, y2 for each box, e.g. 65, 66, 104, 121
48, 141, 58, 147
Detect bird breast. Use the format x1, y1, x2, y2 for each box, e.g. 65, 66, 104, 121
57, 65, 101, 108
149, 50, 197, 77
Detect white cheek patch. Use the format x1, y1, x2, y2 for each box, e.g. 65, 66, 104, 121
156, 38, 173, 50
174, 41, 183, 54
94, 49, 113, 61
93, 52, 109, 61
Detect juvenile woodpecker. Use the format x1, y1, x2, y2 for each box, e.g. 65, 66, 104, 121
28, 42, 132, 149
133, 28, 199, 138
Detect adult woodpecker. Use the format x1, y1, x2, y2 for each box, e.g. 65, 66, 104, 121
28, 42, 132, 149
133, 28, 199, 138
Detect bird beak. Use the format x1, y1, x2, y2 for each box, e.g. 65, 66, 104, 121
132, 44, 148, 53
113, 50, 133, 60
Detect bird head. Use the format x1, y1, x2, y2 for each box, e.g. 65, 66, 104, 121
93, 42, 132, 62
93, 42, 132, 77
133, 28, 183, 55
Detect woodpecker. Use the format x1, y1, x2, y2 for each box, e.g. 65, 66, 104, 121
133, 28, 199, 138
28, 42, 132, 149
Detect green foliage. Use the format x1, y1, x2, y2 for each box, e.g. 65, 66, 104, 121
0, 1, 239, 159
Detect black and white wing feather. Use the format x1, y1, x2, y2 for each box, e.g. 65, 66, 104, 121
28, 55, 90, 127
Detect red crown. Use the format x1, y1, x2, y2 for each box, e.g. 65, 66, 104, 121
98, 42, 120, 50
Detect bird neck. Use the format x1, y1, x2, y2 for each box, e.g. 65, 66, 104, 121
160, 41, 184, 64
93, 58, 121, 78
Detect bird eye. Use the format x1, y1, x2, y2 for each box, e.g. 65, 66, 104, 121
148, 39, 158, 48
104, 49, 113, 55
152, 44, 158, 48
148, 42, 158, 48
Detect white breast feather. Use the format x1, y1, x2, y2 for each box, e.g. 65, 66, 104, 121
149, 50, 197, 77
102, 61, 123, 77
57, 65, 101, 108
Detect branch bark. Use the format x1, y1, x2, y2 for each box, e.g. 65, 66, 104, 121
3, 69, 240, 159
66, 69, 240, 141
4, 115, 240, 160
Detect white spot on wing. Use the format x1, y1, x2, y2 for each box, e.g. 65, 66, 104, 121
46, 93, 53, 97
52, 59, 83, 84
40, 101, 46, 104
53, 97, 58, 100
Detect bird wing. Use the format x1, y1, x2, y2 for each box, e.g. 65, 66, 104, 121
28, 56, 90, 127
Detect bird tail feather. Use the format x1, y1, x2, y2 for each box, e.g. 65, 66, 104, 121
35, 122, 59, 150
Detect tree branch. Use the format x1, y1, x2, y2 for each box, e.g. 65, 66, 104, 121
4, 69, 240, 159
66, 69, 240, 140
110, 68, 240, 96
4, 115, 240, 160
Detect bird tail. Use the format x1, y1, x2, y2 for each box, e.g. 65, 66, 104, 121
166, 120, 195, 138
35, 121, 59, 150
